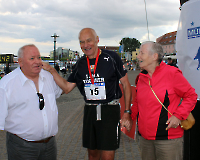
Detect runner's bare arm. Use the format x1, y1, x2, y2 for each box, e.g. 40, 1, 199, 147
120, 73, 133, 131
42, 62, 76, 94
120, 73, 132, 111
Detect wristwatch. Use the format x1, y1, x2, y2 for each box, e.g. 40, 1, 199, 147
124, 110, 131, 114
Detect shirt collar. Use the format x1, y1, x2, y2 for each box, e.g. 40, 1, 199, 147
140, 61, 166, 77
18, 67, 45, 86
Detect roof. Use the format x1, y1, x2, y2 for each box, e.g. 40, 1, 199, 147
156, 31, 177, 45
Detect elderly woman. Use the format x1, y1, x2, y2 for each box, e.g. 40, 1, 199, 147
131, 41, 197, 160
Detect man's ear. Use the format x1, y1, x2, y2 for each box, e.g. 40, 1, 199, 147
18, 58, 23, 67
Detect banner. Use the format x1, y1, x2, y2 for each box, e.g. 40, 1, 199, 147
119, 45, 124, 53
176, 0, 200, 99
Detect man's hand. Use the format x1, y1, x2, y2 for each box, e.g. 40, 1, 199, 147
42, 62, 55, 73
121, 113, 133, 132
166, 115, 181, 130
42, 61, 76, 94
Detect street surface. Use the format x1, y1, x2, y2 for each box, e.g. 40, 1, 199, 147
0, 66, 141, 160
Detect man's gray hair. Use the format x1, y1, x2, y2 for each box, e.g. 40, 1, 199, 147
141, 41, 164, 63
78, 28, 98, 40
18, 44, 37, 58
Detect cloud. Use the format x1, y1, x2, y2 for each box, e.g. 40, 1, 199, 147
0, 0, 180, 56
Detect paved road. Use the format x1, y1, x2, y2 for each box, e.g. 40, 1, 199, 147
0, 68, 141, 160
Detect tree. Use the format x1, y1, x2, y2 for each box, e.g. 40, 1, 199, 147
119, 37, 141, 52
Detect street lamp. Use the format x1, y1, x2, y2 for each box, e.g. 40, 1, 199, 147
51, 33, 59, 68
62, 48, 64, 60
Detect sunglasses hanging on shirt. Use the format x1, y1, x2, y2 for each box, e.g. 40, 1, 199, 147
37, 93, 45, 110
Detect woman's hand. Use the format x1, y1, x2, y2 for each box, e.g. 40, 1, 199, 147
166, 115, 181, 130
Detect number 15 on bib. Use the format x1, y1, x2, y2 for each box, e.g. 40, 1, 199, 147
84, 83, 106, 100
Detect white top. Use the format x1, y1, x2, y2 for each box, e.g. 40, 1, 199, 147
0, 67, 62, 141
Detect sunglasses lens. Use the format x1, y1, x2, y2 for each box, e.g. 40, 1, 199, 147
37, 93, 44, 110
39, 100, 44, 110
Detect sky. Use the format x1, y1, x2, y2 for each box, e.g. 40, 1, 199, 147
0, 0, 181, 57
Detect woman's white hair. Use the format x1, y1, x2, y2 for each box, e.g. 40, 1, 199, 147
141, 41, 164, 63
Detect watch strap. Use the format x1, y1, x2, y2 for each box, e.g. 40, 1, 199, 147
124, 110, 131, 114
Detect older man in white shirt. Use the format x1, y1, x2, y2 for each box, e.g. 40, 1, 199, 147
0, 44, 62, 160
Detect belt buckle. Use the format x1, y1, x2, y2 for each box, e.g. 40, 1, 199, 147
108, 99, 119, 105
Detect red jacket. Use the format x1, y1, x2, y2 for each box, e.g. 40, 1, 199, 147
131, 62, 197, 140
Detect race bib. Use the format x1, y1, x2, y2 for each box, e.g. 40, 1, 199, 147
84, 83, 106, 100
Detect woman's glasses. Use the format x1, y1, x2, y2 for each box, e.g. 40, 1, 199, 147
37, 93, 44, 110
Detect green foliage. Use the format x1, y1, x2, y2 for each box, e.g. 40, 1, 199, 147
120, 38, 141, 52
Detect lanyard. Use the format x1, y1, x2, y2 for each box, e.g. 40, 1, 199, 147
86, 49, 100, 84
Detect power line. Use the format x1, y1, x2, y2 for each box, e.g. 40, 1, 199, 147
144, 0, 150, 41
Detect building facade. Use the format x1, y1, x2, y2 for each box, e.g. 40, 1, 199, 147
132, 48, 139, 61
156, 31, 177, 55
50, 47, 79, 60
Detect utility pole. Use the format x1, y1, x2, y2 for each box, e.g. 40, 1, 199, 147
51, 33, 59, 68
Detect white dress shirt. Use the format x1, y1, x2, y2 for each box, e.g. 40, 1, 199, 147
0, 67, 62, 141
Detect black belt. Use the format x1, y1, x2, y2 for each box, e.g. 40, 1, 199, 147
85, 99, 120, 106
14, 134, 53, 143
